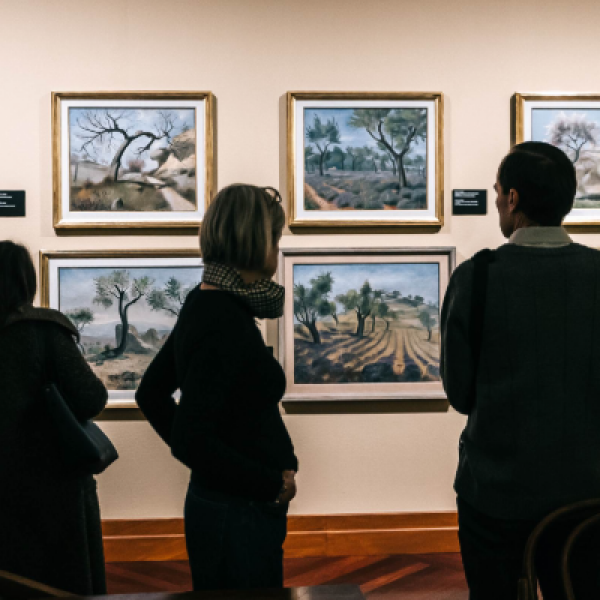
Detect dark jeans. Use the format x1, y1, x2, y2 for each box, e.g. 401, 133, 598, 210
184, 479, 288, 591
457, 496, 600, 600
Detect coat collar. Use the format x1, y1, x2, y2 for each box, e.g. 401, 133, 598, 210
508, 226, 572, 247
1, 305, 79, 339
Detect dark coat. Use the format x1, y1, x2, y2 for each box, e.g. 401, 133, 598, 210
0, 306, 108, 594
441, 242, 600, 520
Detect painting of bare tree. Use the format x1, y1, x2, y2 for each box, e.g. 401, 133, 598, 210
53, 92, 214, 230
515, 93, 600, 226
41, 251, 203, 407
70, 108, 196, 211
279, 248, 455, 401
288, 93, 443, 228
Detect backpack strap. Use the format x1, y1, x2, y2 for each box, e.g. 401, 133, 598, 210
469, 249, 495, 380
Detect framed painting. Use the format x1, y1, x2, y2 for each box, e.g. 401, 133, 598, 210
40, 250, 203, 407
287, 92, 444, 229
52, 91, 215, 231
279, 247, 455, 401
514, 93, 600, 227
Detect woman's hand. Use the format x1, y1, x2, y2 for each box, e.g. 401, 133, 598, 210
277, 470, 297, 503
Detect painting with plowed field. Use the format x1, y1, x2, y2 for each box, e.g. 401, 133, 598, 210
280, 248, 454, 401
293, 263, 440, 385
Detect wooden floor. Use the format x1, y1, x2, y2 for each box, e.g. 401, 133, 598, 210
106, 554, 468, 599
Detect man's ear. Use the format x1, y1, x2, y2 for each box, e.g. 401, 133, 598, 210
508, 188, 520, 213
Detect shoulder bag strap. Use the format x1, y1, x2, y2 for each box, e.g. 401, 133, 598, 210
469, 248, 495, 376
466, 248, 496, 406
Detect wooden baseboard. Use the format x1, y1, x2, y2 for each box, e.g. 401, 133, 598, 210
102, 512, 459, 562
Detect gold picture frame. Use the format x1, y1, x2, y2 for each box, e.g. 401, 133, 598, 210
287, 92, 444, 230
513, 92, 600, 227
52, 91, 215, 232
279, 246, 455, 401
40, 249, 203, 408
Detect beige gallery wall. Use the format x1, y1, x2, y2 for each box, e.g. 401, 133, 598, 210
1, 0, 599, 518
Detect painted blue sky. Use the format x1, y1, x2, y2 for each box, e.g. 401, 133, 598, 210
69, 108, 195, 170
293, 263, 439, 306
531, 108, 600, 142
304, 108, 427, 157
59, 266, 203, 326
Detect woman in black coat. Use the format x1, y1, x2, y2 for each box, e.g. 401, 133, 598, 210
0, 241, 109, 594
137, 184, 298, 591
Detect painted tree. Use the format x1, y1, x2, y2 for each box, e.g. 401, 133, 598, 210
419, 310, 436, 341
329, 146, 346, 171
349, 109, 426, 191
545, 112, 598, 164
413, 154, 426, 177
293, 272, 335, 344
329, 302, 339, 326
382, 306, 398, 330
93, 270, 154, 357
370, 293, 385, 332
337, 280, 379, 338
65, 308, 94, 353
345, 147, 359, 171
304, 147, 315, 172
147, 276, 195, 317
371, 150, 381, 172
371, 301, 398, 330
66, 307, 94, 333
378, 141, 397, 174
305, 114, 341, 176
76, 109, 178, 181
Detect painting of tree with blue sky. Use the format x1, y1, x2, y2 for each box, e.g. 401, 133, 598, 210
292, 262, 440, 384
303, 107, 428, 211
69, 107, 197, 212
59, 265, 201, 390
531, 108, 600, 206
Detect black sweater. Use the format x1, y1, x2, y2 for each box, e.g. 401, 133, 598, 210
441, 242, 600, 520
136, 287, 298, 502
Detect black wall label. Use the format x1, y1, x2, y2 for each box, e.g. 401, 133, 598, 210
0, 191, 25, 217
452, 189, 487, 215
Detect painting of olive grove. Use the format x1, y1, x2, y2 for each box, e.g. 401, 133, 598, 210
532, 108, 600, 208
303, 107, 428, 211
292, 263, 439, 384
58, 265, 202, 391
68, 107, 197, 212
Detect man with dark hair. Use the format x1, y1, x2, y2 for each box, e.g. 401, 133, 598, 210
441, 142, 600, 600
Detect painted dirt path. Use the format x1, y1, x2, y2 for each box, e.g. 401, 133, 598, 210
146, 176, 195, 211
304, 182, 338, 210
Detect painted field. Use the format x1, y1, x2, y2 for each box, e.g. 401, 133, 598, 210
294, 303, 439, 385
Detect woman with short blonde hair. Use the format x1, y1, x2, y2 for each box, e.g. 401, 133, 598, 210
137, 184, 298, 591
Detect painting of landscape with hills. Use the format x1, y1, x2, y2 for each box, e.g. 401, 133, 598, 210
68, 107, 197, 212
292, 262, 440, 385
58, 265, 202, 392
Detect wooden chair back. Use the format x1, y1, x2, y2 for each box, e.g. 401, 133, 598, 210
517, 498, 600, 600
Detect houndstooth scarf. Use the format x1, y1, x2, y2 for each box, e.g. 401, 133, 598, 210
202, 262, 285, 319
